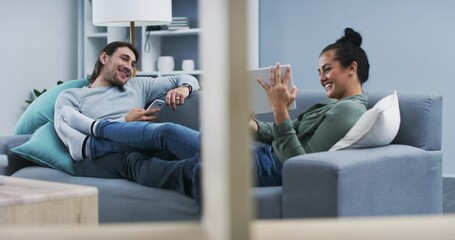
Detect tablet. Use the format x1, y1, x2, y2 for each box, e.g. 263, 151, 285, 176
249, 64, 297, 114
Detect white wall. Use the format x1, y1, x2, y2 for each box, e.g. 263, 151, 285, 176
0, 0, 78, 136
259, 0, 455, 174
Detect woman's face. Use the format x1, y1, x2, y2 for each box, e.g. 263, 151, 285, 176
318, 50, 354, 100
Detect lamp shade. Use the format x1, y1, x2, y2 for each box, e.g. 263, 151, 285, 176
92, 0, 172, 26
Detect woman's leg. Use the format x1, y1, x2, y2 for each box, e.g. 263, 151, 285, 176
251, 143, 283, 187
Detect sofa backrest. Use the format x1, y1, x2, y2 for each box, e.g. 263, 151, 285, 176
158, 90, 442, 151
365, 90, 442, 151
156, 91, 201, 131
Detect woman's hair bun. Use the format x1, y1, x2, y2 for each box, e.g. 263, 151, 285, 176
336, 28, 362, 47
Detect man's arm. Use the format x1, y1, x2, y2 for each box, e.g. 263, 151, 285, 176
174, 74, 200, 93
149, 74, 200, 110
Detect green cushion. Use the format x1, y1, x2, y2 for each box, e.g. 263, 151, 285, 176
14, 79, 89, 134
11, 122, 75, 175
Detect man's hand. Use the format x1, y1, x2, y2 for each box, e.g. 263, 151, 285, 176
165, 86, 190, 111
125, 108, 160, 122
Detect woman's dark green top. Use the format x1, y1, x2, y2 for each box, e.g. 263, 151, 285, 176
255, 94, 368, 163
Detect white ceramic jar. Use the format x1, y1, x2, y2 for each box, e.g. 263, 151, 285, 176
157, 56, 175, 72
182, 59, 195, 71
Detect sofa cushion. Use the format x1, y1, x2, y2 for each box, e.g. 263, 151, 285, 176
14, 79, 88, 134
11, 122, 75, 175
12, 166, 200, 223
156, 91, 201, 131
330, 91, 400, 151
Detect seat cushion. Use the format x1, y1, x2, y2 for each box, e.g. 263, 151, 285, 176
253, 186, 282, 218
12, 166, 200, 223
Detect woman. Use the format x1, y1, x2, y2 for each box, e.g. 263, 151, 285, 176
249, 27, 369, 186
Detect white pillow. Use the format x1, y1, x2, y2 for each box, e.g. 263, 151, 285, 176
329, 91, 400, 151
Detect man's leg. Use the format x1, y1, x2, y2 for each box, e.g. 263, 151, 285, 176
55, 113, 88, 161
75, 152, 200, 198
60, 106, 200, 159
95, 121, 200, 160
123, 152, 199, 197
74, 152, 129, 179
60, 106, 199, 160
59, 106, 96, 135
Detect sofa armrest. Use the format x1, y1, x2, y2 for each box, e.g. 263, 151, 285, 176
282, 144, 442, 218
0, 134, 35, 176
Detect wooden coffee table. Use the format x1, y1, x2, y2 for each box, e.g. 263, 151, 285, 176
0, 176, 98, 225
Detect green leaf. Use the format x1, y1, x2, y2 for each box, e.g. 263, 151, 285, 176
33, 89, 41, 97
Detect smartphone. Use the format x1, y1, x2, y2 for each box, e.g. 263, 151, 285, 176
146, 99, 166, 111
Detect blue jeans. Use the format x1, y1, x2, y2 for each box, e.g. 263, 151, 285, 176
75, 121, 201, 201
251, 143, 283, 186
75, 152, 200, 200
88, 121, 200, 160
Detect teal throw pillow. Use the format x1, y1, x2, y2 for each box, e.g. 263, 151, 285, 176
11, 122, 75, 175
15, 79, 89, 134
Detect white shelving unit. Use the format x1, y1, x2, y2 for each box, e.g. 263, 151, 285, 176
82, 0, 201, 79
138, 28, 201, 77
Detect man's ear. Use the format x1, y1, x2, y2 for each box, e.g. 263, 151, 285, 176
99, 52, 108, 65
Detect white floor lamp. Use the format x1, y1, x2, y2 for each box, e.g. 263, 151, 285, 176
92, 0, 172, 76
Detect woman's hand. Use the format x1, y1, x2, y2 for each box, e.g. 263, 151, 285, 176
256, 64, 298, 125
166, 86, 190, 111
248, 111, 259, 133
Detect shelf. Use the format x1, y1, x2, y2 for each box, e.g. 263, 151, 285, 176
87, 32, 108, 38
146, 28, 201, 37
82, 0, 200, 81
136, 70, 202, 76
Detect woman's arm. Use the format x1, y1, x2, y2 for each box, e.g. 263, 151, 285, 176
272, 101, 366, 163
255, 64, 298, 147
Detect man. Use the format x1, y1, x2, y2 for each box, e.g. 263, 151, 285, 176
54, 41, 201, 204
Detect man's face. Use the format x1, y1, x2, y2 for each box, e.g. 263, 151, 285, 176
100, 47, 136, 86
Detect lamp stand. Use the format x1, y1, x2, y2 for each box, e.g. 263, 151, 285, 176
130, 21, 136, 77
130, 21, 135, 48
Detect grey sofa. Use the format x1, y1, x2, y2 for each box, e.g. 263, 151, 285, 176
0, 90, 443, 223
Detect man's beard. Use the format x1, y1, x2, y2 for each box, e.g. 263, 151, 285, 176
105, 67, 128, 86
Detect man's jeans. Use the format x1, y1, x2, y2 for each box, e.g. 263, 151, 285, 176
88, 121, 199, 160
75, 121, 200, 198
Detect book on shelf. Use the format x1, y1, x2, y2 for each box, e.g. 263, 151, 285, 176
145, 16, 191, 32
168, 26, 190, 30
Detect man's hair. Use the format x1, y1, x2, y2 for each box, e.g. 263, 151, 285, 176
89, 41, 139, 83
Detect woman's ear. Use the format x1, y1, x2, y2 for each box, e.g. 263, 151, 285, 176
349, 61, 358, 76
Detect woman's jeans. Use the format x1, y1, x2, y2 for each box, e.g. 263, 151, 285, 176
251, 143, 282, 187
88, 121, 200, 160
